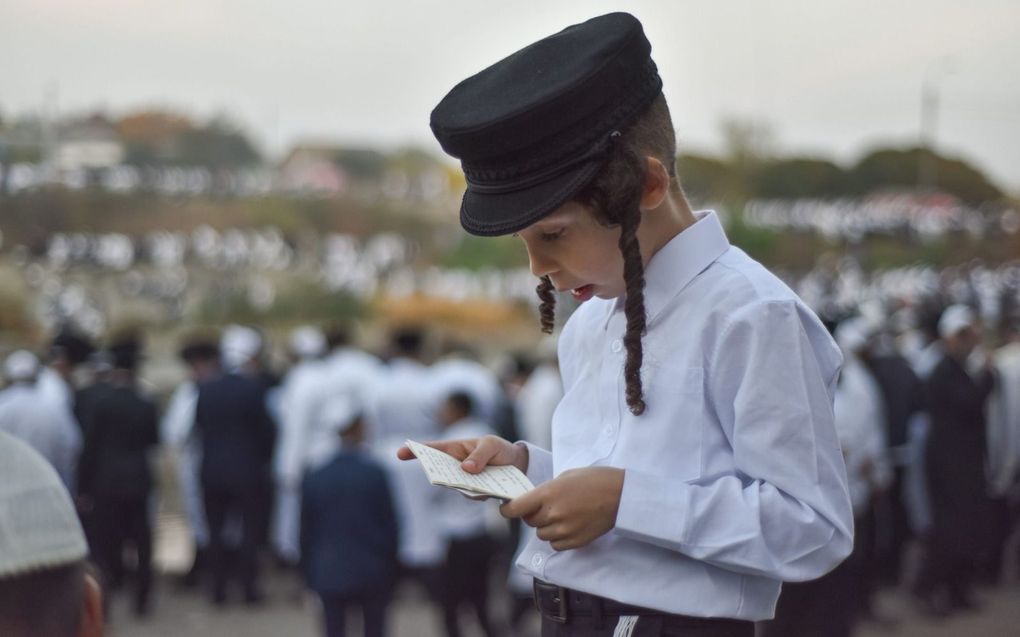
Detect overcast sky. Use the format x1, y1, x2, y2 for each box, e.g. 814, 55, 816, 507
2, 0, 1019, 192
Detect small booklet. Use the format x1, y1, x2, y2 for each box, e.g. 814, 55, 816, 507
404, 439, 534, 501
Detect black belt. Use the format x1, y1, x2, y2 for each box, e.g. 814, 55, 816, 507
533, 579, 751, 630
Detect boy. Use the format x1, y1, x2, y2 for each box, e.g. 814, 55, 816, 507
403, 12, 853, 636
302, 397, 399, 637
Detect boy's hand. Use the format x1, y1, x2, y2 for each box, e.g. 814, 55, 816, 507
397, 434, 528, 475
500, 467, 624, 551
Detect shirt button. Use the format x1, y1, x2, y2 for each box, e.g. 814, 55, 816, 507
531, 553, 544, 568
611, 339, 623, 353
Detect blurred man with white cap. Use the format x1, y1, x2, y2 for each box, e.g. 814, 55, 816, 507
272, 326, 328, 565
0, 430, 103, 637
0, 350, 82, 490
193, 325, 277, 605
915, 304, 995, 615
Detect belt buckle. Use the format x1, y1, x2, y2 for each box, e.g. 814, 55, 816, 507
534, 580, 569, 624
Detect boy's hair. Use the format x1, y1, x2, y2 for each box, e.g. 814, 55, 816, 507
536, 93, 678, 416
0, 562, 86, 637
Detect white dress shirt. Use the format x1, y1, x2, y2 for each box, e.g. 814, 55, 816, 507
988, 342, 1020, 496
515, 211, 853, 621
0, 382, 82, 489
161, 381, 208, 546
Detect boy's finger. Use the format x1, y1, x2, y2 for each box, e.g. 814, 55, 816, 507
461, 438, 501, 473
396, 446, 416, 461
500, 489, 543, 519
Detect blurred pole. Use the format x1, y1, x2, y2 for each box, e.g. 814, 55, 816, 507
919, 59, 955, 193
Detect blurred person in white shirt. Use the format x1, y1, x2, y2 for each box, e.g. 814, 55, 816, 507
272, 325, 328, 565
0, 350, 82, 490
435, 392, 501, 637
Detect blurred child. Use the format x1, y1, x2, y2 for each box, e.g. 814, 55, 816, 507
301, 396, 399, 637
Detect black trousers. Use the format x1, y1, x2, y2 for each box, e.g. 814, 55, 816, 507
320, 592, 388, 637
440, 534, 499, 637
203, 483, 262, 602
93, 494, 152, 614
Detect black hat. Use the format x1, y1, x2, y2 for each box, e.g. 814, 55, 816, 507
109, 336, 142, 371
49, 327, 95, 367
430, 12, 662, 237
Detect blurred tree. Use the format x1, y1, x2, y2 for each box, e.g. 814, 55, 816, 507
849, 147, 1002, 203
333, 148, 388, 180
118, 111, 194, 165
755, 158, 849, 199
177, 117, 261, 168
117, 111, 261, 168
676, 153, 729, 204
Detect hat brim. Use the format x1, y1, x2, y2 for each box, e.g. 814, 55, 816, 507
460, 158, 604, 237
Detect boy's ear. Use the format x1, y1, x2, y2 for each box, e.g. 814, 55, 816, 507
639, 157, 670, 212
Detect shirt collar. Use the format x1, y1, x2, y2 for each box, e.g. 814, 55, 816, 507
603, 210, 730, 330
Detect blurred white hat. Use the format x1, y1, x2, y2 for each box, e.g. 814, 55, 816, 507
0, 431, 88, 579
319, 394, 360, 435
938, 304, 977, 339
4, 350, 40, 382
289, 326, 326, 360
220, 325, 263, 369
834, 316, 872, 355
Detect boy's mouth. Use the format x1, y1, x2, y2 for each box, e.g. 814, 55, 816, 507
570, 284, 595, 302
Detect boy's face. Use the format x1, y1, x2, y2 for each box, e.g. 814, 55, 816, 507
516, 201, 626, 302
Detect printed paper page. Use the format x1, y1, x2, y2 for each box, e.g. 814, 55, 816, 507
405, 439, 534, 500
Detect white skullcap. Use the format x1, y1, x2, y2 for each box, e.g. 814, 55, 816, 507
834, 317, 872, 355
0, 431, 88, 579
938, 304, 976, 339
4, 350, 40, 382
319, 394, 360, 435
220, 325, 263, 369
289, 326, 326, 359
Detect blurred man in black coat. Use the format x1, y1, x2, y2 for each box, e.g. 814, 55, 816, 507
915, 305, 995, 614
77, 335, 159, 617
195, 326, 277, 606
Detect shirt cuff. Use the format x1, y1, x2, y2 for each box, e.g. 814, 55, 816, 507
516, 441, 553, 485
615, 468, 690, 549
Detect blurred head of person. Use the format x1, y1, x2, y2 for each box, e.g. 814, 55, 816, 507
834, 316, 874, 363
938, 304, 981, 360
439, 391, 475, 428
178, 339, 221, 383
220, 325, 264, 374
47, 328, 95, 380
107, 332, 143, 383
0, 432, 103, 637
288, 326, 326, 364
390, 327, 425, 362
4, 350, 41, 386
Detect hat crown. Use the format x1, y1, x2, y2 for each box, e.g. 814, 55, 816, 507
432, 13, 647, 159
430, 12, 663, 236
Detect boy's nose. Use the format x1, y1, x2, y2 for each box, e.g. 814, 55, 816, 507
526, 246, 557, 279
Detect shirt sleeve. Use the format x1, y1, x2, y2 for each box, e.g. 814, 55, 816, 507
614, 299, 854, 582
517, 441, 553, 486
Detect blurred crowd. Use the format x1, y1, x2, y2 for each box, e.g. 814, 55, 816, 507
0, 321, 561, 637
0, 266, 1019, 637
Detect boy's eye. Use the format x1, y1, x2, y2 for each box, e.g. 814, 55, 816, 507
540, 229, 565, 242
